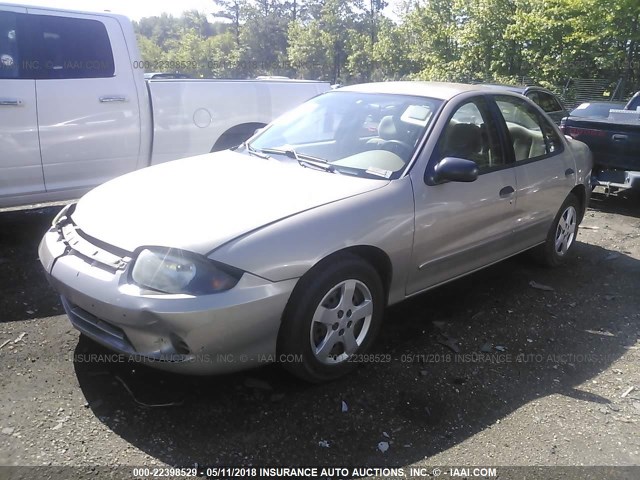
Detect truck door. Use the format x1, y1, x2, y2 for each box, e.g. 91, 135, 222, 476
23, 10, 141, 192
0, 6, 44, 207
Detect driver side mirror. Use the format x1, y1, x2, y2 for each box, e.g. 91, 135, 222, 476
428, 157, 479, 185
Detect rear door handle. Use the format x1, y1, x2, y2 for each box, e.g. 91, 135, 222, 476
612, 134, 628, 141
499, 186, 515, 198
99, 96, 127, 103
565, 168, 575, 177
0, 98, 22, 106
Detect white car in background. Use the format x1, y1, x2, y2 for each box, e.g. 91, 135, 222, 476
0, 3, 329, 209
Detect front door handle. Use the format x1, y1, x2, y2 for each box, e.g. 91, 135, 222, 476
99, 96, 127, 103
565, 168, 575, 177
499, 186, 515, 198
0, 98, 22, 106
612, 134, 628, 142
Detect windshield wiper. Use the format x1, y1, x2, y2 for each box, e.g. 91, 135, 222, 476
259, 147, 336, 172
235, 142, 272, 160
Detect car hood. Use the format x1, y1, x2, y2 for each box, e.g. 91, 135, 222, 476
71, 151, 388, 254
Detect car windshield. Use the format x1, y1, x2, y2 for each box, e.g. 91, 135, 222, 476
248, 91, 442, 179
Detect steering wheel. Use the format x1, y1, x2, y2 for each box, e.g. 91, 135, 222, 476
380, 140, 413, 159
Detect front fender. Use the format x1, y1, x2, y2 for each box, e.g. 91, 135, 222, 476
209, 177, 416, 306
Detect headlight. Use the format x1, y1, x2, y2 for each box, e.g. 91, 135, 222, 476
131, 248, 242, 295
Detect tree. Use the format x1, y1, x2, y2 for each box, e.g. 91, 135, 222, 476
455, 0, 519, 81
241, 1, 292, 75
133, 0, 640, 91
288, 20, 332, 79
212, 0, 247, 46
373, 17, 419, 79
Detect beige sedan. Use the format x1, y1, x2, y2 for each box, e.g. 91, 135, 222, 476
39, 82, 593, 382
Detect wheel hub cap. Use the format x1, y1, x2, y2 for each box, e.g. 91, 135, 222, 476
310, 279, 373, 365
554, 205, 577, 256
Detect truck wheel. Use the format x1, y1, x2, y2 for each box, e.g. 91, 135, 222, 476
212, 123, 266, 152
277, 254, 384, 383
534, 193, 580, 267
212, 132, 246, 152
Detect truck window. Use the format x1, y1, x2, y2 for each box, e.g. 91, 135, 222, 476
19, 14, 115, 79
0, 11, 19, 79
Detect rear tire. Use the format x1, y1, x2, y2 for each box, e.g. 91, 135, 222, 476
277, 254, 384, 383
534, 193, 580, 267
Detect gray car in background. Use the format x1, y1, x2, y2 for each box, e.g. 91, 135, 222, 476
39, 82, 592, 382
481, 84, 569, 124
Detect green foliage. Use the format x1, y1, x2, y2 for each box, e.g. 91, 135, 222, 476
288, 20, 333, 79
132, 0, 639, 92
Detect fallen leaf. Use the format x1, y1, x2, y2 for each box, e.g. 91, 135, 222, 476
529, 281, 555, 292
438, 335, 460, 353
13, 332, 27, 344
480, 342, 493, 353
621, 386, 635, 398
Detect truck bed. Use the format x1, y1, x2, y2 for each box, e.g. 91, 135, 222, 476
562, 116, 640, 172
147, 79, 329, 164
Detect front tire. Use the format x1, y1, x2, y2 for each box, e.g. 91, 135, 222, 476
277, 254, 384, 382
535, 193, 580, 267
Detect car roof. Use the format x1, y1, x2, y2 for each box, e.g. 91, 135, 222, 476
338, 81, 493, 101
480, 83, 560, 96
479, 83, 527, 94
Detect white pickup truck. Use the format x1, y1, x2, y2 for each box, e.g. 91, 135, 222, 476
0, 3, 329, 209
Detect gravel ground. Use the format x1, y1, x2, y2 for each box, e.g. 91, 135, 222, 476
1, 190, 639, 479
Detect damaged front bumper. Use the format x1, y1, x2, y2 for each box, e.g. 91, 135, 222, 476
38, 210, 297, 375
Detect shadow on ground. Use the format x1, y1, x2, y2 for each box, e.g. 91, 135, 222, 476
0, 207, 63, 323
72, 240, 639, 467
589, 189, 640, 219
1, 197, 637, 466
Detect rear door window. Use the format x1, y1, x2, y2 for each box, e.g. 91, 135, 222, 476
495, 95, 564, 162
19, 14, 115, 79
